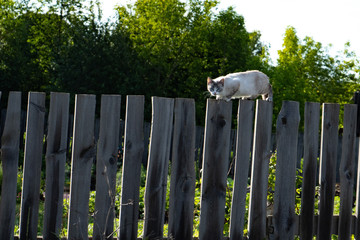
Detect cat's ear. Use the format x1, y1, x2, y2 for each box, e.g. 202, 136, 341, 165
207, 77, 212, 84
220, 78, 225, 85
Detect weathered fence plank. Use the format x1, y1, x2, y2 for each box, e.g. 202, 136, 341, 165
43, 92, 70, 240
67, 94, 96, 240
353, 90, 360, 137
229, 100, 255, 240
199, 99, 232, 240
300, 102, 320, 239
338, 104, 357, 239
118, 95, 145, 240
0, 91, 21, 240
356, 134, 360, 239
143, 97, 174, 240
168, 98, 196, 240
271, 101, 300, 239
19, 92, 46, 240
93, 95, 121, 240
317, 103, 340, 240
247, 100, 273, 239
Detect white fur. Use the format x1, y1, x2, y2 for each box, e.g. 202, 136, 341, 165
208, 70, 272, 102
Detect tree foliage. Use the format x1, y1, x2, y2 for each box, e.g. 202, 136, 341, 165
0, 1, 359, 124
116, 0, 269, 122
272, 26, 359, 126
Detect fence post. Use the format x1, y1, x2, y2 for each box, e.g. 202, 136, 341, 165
338, 104, 357, 239
247, 100, 273, 239
43, 92, 70, 240
199, 99, 232, 240
229, 100, 255, 240
93, 95, 121, 240
19, 92, 46, 240
143, 97, 174, 240
353, 90, 360, 137
300, 102, 320, 239
271, 101, 300, 239
317, 103, 340, 240
0, 92, 21, 240
168, 98, 196, 240
119, 95, 145, 240
67, 94, 96, 240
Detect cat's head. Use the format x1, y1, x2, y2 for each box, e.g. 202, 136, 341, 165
207, 77, 224, 96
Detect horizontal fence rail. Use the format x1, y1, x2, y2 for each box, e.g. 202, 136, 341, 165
0, 91, 359, 240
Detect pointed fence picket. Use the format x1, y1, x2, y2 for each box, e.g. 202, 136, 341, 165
0, 91, 359, 240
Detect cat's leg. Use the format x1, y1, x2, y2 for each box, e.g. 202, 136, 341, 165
262, 94, 273, 101
245, 95, 258, 100
263, 84, 273, 101
225, 89, 238, 101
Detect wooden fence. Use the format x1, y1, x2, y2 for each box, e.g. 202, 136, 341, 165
0, 91, 359, 239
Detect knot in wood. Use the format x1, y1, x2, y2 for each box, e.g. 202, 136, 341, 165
211, 115, 226, 128
345, 170, 352, 180
108, 156, 116, 165
281, 116, 287, 125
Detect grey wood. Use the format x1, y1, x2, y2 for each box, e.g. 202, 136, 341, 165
67, 94, 96, 240
338, 104, 357, 239
229, 100, 255, 240
272, 101, 300, 239
199, 99, 233, 240
317, 103, 340, 240
356, 119, 360, 238
0, 92, 21, 240
19, 92, 46, 240
247, 100, 273, 239
43, 92, 70, 240
143, 97, 174, 240
300, 102, 320, 240
168, 98, 196, 240
93, 95, 121, 240
118, 95, 145, 240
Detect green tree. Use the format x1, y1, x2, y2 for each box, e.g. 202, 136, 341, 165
273, 26, 359, 126
116, 0, 270, 123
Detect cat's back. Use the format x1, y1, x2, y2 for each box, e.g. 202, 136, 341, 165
225, 70, 269, 83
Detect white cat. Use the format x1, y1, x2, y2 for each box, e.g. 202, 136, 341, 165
207, 70, 273, 102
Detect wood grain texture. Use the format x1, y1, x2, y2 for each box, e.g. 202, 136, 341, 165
229, 100, 254, 240
247, 100, 273, 240
300, 102, 320, 240
19, 92, 46, 240
118, 95, 145, 240
93, 95, 121, 240
199, 99, 232, 240
43, 92, 70, 240
338, 104, 357, 239
168, 98, 196, 240
317, 103, 340, 240
0, 92, 21, 240
143, 97, 174, 240
67, 94, 96, 240
271, 101, 300, 239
